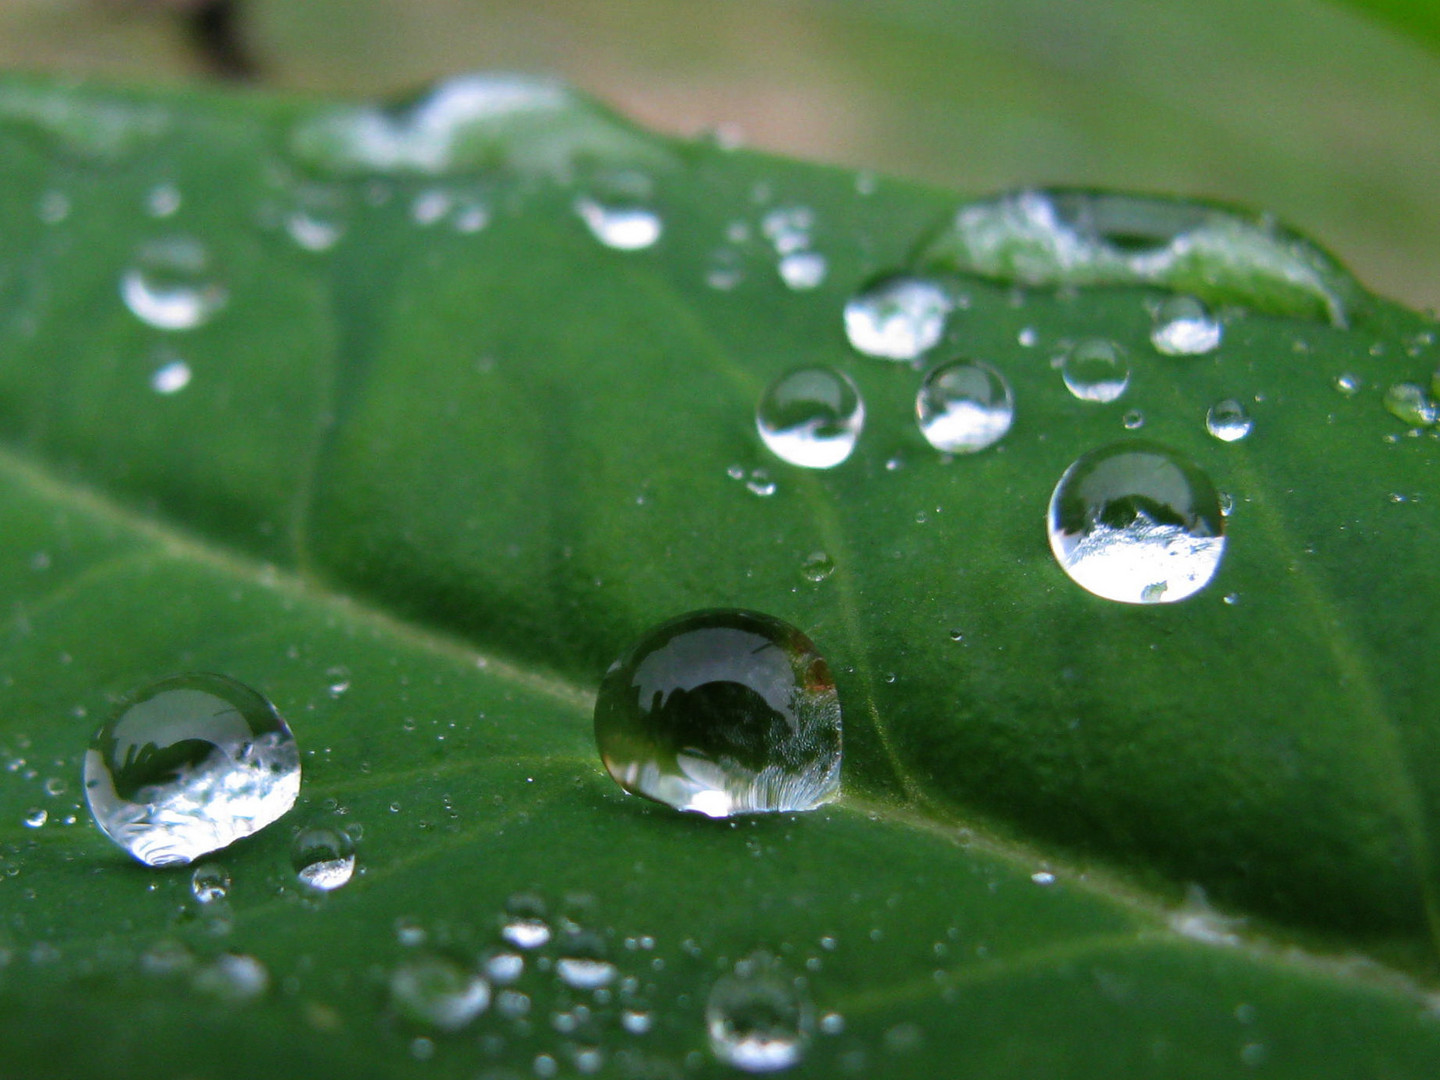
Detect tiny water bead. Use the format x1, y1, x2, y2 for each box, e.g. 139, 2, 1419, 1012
574, 197, 662, 251
120, 237, 227, 331
756, 367, 864, 469
1150, 295, 1222, 356
83, 673, 301, 867
190, 863, 231, 903
915, 360, 1014, 454
706, 951, 813, 1073
1383, 382, 1438, 427
150, 358, 192, 395
291, 824, 356, 891
778, 250, 827, 291
843, 276, 951, 361
1205, 399, 1253, 442
390, 954, 490, 1031
1047, 442, 1226, 604
593, 609, 842, 817
1061, 339, 1130, 403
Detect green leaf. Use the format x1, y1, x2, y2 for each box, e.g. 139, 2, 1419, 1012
1, 73, 1439, 1079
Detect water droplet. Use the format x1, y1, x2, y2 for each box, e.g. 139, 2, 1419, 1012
1150, 296, 1222, 355
1384, 383, 1437, 427
285, 186, 348, 252
83, 673, 301, 866
915, 360, 1013, 453
745, 469, 777, 497
390, 954, 490, 1031
1122, 409, 1145, 431
151, 359, 192, 395
778, 251, 826, 291
43, 776, 67, 797
819, 1012, 845, 1035
621, 1008, 653, 1034
146, 182, 182, 219
1334, 373, 1361, 397
411, 188, 453, 227
325, 666, 351, 698
800, 552, 835, 583
706, 951, 812, 1072
38, 190, 70, 225
501, 893, 552, 949
121, 237, 227, 331
1031, 871, 1056, 886
1223, 592, 1240, 605
844, 277, 952, 361
1047, 442, 1226, 604
1018, 326, 1038, 347
23, 807, 46, 828
192, 952, 268, 1003
483, 949, 524, 984
575, 197, 661, 251
191, 863, 230, 903
594, 609, 842, 817
556, 932, 616, 990
761, 206, 813, 255
756, 367, 864, 469
291, 825, 356, 891
1205, 399, 1253, 442
1061, 340, 1129, 403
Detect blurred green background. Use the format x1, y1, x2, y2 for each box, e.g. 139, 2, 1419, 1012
0, 0, 1436, 312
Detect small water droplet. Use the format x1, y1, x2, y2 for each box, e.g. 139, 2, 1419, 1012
575, 197, 662, 251
556, 932, 616, 990
915, 360, 1014, 453
121, 237, 227, 331
146, 182, 182, 219
23, 807, 46, 828
285, 186, 348, 252
706, 950, 813, 1072
1017, 327, 1038, 347
1031, 871, 1055, 886
844, 277, 951, 361
1122, 409, 1145, 430
192, 952, 268, 1003
1223, 592, 1240, 605
1334, 373, 1361, 397
621, 1008, 653, 1034
745, 469, 777, 497
324, 666, 351, 698
594, 609, 842, 817
1384, 383, 1437, 427
151, 359, 192, 395
1150, 296, 1222, 355
83, 673, 301, 866
778, 251, 827, 291
291, 825, 356, 891
483, 949, 524, 984
191, 863, 231, 903
37, 190, 70, 225
395, 917, 428, 947
411, 188, 453, 226
1061, 340, 1130, 403
43, 776, 67, 797
501, 893, 552, 949
800, 552, 835, 583
1206, 399, 1253, 442
390, 954, 490, 1031
1047, 442, 1226, 604
819, 1012, 845, 1035
756, 367, 864, 469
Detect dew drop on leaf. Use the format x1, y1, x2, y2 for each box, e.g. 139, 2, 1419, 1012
594, 609, 842, 817
1047, 442, 1226, 604
756, 367, 863, 469
190, 863, 230, 903
574, 196, 662, 251
389, 954, 490, 1031
843, 276, 951, 361
706, 950, 812, 1073
1205, 399, 1253, 442
500, 892, 552, 949
150, 359, 192, 395
778, 250, 827, 291
82, 673, 301, 866
120, 237, 227, 331
1061, 339, 1130, 403
1383, 382, 1437, 427
915, 359, 1014, 454
291, 824, 356, 891
1150, 295, 1222, 355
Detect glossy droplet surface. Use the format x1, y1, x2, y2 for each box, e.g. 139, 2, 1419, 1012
915, 360, 1014, 453
1384, 383, 1437, 426
121, 237, 227, 331
1151, 296, 1222, 355
83, 674, 300, 867
191, 863, 230, 903
291, 824, 356, 891
1047, 442, 1226, 604
843, 276, 951, 361
574, 197, 661, 251
1206, 399, 1253, 442
594, 609, 842, 817
390, 955, 490, 1031
706, 951, 813, 1073
756, 367, 864, 469
1061, 340, 1129, 403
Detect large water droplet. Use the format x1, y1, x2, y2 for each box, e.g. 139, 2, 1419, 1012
390, 955, 490, 1031
291, 824, 356, 891
120, 237, 227, 331
83, 674, 301, 866
1383, 383, 1438, 427
756, 367, 864, 469
1205, 399, 1253, 442
575, 197, 662, 251
1048, 442, 1225, 604
1150, 296, 1222, 356
915, 360, 1014, 453
594, 609, 842, 817
706, 951, 813, 1073
1061, 340, 1129, 403
843, 277, 951, 361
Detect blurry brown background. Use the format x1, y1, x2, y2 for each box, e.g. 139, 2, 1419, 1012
2, 0, 1437, 311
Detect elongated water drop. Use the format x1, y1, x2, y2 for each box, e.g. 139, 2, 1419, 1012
1061, 340, 1129, 403
915, 360, 1013, 453
843, 277, 951, 361
594, 609, 842, 817
121, 237, 227, 331
1047, 442, 1225, 604
575, 197, 662, 251
756, 367, 863, 469
1151, 296, 1222, 355
1205, 400, 1253, 442
83, 674, 300, 866
706, 951, 813, 1073
291, 824, 356, 891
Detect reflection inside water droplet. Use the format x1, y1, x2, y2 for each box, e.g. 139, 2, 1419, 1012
191, 863, 230, 903
1150, 295, 1222, 355
594, 609, 842, 817
1061, 340, 1129, 403
1205, 399, 1253, 442
756, 367, 864, 469
915, 359, 1013, 453
121, 237, 227, 331
844, 277, 951, 361
291, 824, 356, 891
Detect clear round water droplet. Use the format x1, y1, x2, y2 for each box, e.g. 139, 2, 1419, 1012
285, 186, 348, 252
291, 825, 356, 891
1122, 409, 1146, 431
151, 359, 192, 395
390, 954, 490, 1031
706, 951, 813, 1073
1048, 442, 1225, 604
23, 807, 47, 828
1205, 399, 1253, 442
83, 673, 301, 867
800, 552, 834, 583
121, 237, 227, 331
622, 1008, 654, 1034
594, 609, 842, 817
146, 182, 182, 219
575, 197, 662, 251
756, 367, 864, 469
193, 952, 268, 1003
556, 932, 617, 990
1334, 373, 1361, 397
1383, 383, 1438, 427
191, 863, 231, 903
915, 360, 1014, 454
1150, 296, 1222, 355
1061, 340, 1130, 403
483, 949, 524, 985
501, 893, 552, 949
778, 251, 827, 291
844, 277, 951, 361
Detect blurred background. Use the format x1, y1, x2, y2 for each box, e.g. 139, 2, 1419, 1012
1, 0, 1436, 311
